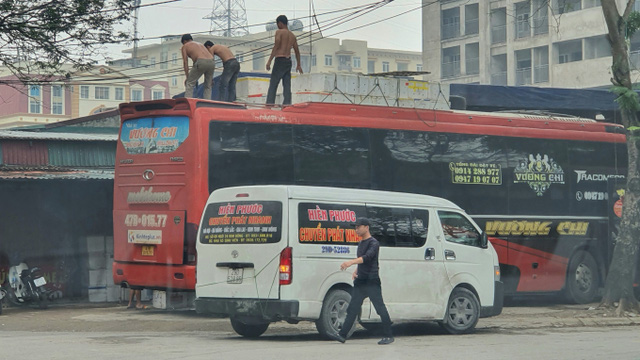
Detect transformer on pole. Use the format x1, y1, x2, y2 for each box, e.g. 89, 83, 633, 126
203, 0, 249, 37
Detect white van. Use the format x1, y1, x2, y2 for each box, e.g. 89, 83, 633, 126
195, 185, 503, 338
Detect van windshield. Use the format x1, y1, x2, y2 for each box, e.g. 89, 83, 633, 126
199, 201, 282, 244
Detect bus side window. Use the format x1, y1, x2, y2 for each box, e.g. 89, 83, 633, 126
437, 211, 481, 247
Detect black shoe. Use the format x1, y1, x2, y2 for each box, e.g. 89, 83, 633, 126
328, 332, 346, 343
378, 337, 394, 345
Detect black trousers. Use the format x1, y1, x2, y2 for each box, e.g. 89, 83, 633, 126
339, 278, 393, 338
266, 57, 292, 105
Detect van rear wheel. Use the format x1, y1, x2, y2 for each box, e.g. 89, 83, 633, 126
441, 287, 480, 334
230, 317, 269, 338
316, 289, 356, 338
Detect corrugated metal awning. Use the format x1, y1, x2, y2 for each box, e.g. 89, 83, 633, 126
0, 131, 117, 141
0, 166, 113, 180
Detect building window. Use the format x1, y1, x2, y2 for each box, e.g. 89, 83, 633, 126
51, 85, 64, 115
150, 57, 156, 68
171, 76, 178, 87
584, 0, 600, 8
586, 36, 611, 59
161, 52, 168, 69
532, 0, 549, 35
491, 8, 507, 44
29, 85, 42, 114
465, 3, 479, 36
152, 90, 164, 100
368, 60, 375, 73
253, 54, 264, 71
465, 43, 480, 75
311, 54, 317, 66
337, 55, 351, 71
533, 46, 549, 83
300, 55, 311, 73
325, 55, 333, 66
95, 86, 109, 100
417, 64, 423, 72
353, 56, 361, 68
382, 62, 390, 72
131, 89, 143, 102
556, 0, 581, 14
556, 40, 583, 64
441, 7, 460, 40
491, 54, 508, 85
397, 62, 408, 71
237, 53, 244, 63
115, 87, 124, 101
515, 1, 530, 39
442, 46, 460, 78
80, 85, 89, 99
515, 49, 532, 85
172, 53, 178, 65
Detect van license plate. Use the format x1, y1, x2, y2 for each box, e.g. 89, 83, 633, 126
141, 245, 154, 256
33, 277, 46, 287
227, 268, 243, 284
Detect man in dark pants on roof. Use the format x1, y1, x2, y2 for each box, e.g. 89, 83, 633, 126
328, 217, 394, 345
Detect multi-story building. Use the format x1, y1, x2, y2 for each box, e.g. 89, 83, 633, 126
423, 0, 638, 88
123, 31, 423, 97
0, 65, 169, 129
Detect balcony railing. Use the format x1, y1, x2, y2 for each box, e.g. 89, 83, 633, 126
534, 64, 549, 83
338, 64, 352, 72
442, 22, 460, 40
465, 18, 479, 36
516, 67, 532, 86
465, 57, 480, 75
491, 72, 507, 85
491, 25, 506, 44
442, 61, 461, 78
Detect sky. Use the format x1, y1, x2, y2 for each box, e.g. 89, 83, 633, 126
105, 0, 423, 61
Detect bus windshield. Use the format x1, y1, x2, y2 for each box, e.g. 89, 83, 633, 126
120, 116, 189, 154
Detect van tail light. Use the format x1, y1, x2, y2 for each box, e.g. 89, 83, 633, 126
279, 247, 292, 285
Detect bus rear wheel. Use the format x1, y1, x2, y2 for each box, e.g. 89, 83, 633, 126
565, 250, 600, 304
230, 317, 269, 338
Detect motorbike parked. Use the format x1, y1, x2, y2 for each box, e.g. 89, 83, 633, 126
5, 262, 50, 309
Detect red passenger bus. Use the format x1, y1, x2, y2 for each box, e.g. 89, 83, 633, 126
113, 98, 627, 303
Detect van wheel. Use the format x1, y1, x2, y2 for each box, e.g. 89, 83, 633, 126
564, 250, 599, 304
230, 317, 269, 338
441, 288, 480, 334
316, 289, 356, 338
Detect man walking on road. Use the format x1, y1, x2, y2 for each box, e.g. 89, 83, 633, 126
204, 41, 240, 102
266, 15, 303, 105
181, 34, 215, 99
328, 217, 394, 345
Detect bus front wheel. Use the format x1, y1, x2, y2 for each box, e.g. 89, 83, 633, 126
229, 317, 269, 338
565, 250, 600, 304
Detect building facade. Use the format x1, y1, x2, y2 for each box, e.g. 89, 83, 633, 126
123, 31, 423, 97
0, 66, 169, 129
423, 0, 638, 88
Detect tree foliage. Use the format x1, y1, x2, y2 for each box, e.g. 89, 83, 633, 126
0, 0, 136, 81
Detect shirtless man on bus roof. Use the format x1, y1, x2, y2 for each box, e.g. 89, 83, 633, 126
266, 15, 303, 105
181, 34, 215, 99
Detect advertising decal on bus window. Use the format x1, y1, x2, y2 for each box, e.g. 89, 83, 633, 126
121, 116, 189, 154
298, 203, 366, 245
200, 201, 282, 244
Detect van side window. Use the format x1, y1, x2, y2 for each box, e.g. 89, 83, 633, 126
366, 207, 429, 247
437, 211, 481, 247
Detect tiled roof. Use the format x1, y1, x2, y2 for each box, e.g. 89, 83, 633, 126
0, 131, 117, 141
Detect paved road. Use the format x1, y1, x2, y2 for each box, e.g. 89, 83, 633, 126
1, 303, 639, 359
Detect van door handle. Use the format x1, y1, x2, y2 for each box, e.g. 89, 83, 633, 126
444, 249, 456, 260
424, 247, 436, 260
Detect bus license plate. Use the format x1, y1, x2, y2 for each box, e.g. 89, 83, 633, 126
141, 245, 155, 256
33, 277, 46, 287
227, 268, 243, 284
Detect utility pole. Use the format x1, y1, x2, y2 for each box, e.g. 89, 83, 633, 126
203, 0, 249, 37
132, 0, 142, 66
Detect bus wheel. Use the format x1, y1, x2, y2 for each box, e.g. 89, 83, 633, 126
441, 287, 480, 334
565, 250, 599, 304
316, 289, 355, 339
229, 317, 269, 338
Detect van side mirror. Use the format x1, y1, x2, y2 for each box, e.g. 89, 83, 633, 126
480, 232, 488, 249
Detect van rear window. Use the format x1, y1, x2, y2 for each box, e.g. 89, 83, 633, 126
199, 201, 282, 244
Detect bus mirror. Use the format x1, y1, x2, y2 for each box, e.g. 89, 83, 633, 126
480, 232, 488, 249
